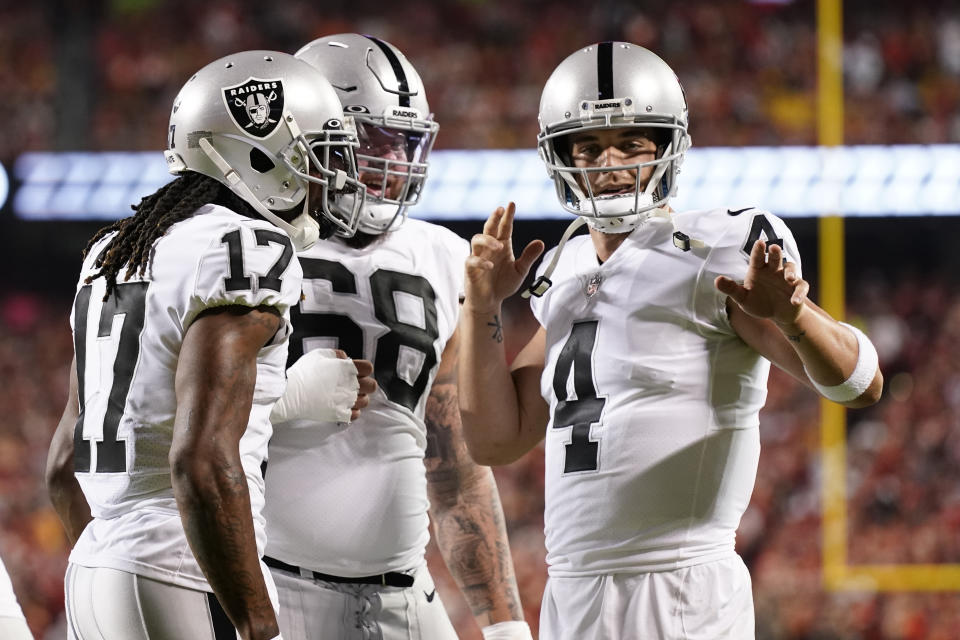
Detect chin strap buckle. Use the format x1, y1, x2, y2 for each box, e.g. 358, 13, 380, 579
523, 275, 553, 299
672, 230, 706, 252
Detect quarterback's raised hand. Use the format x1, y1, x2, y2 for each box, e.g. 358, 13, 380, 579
465, 203, 544, 313
715, 239, 809, 327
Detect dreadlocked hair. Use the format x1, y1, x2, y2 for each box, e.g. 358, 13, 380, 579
82, 171, 259, 301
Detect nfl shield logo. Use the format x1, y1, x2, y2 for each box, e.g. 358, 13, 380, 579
585, 273, 603, 298
222, 77, 284, 139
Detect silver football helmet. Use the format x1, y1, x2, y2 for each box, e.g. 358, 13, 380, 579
538, 42, 691, 233
296, 34, 438, 234
164, 50, 366, 249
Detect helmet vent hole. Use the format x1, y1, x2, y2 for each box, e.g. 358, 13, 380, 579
249, 148, 275, 173
264, 55, 274, 62
225, 62, 233, 69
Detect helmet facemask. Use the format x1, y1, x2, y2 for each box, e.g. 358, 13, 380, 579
539, 114, 689, 233
347, 112, 438, 234
192, 113, 366, 246
275, 117, 366, 239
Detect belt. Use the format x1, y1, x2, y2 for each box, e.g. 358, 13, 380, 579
263, 556, 415, 588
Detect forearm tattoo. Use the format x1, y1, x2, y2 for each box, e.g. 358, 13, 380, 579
178, 449, 275, 628
425, 382, 524, 622
487, 314, 504, 343
785, 330, 806, 343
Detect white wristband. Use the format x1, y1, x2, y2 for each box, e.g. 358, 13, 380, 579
270, 349, 358, 424
806, 322, 878, 403
481, 621, 533, 640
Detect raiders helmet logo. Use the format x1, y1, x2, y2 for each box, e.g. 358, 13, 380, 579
222, 77, 285, 139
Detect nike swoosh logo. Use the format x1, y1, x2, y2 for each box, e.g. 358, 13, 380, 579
727, 207, 752, 216
424, 589, 437, 602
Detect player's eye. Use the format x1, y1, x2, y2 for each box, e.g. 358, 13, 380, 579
623, 141, 653, 154
573, 144, 601, 159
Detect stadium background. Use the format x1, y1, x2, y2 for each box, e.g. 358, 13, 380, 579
2, 0, 960, 638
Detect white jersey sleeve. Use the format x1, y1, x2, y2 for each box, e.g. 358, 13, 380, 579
69, 204, 302, 591
679, 207, 802, 334
186, 216, 300, 334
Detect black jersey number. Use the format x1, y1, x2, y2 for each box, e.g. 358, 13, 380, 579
552, 321, 606, 473
221, 228, 293, 292
289, 259, 440, 411
741, 213, 784, 256
72, 281, 149, 473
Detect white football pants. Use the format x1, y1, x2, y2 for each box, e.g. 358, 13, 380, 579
540, 554, 755, 640
65, 563, 243, 640
271, 562, 457, 640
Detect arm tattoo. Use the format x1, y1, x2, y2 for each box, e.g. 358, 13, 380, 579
785, 330, 806, 343
425, 380, 524, 624
487, 314, 504, 343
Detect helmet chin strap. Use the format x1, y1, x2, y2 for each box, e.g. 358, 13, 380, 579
521, 216, 586, 299
522, 206, 702, 299
585, 213, 644, 234
198, 137, 320, 251
359, 201, 405, 234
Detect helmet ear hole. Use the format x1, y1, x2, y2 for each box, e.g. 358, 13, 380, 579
249, 148, 275, 173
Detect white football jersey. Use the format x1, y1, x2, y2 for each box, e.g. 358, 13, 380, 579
68, 204, 302, 591
530, 207, 801, 576
264, 219, 469, 576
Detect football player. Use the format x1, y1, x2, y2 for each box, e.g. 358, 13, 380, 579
45, 50, 373, 640
459, 42, 883, 639
260, 35, 531, 640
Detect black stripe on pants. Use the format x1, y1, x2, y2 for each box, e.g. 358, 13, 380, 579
206, 592, 237, 640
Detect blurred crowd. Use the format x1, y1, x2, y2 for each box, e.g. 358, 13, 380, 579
4, 264, 960, 639
4, 1, 960, 639
2, 0, 960, 163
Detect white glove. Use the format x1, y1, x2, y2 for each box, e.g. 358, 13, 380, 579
481, 621, 533, 640
270, 349, 359, 424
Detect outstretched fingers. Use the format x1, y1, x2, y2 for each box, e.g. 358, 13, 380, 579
483, 206, 505, 237
496, 202, 517, 242
715, 275, 748, 306
515, 239, 545, 276
465, 254, 495, 272
749, 238, 768, 270
470, 233, 504, 257
767, 242, 784, 270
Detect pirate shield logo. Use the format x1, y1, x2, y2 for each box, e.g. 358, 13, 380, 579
222, 77, 284, 139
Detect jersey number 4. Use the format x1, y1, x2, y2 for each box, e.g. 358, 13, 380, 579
289, 258, 440, 412
552, 321, 606, 473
